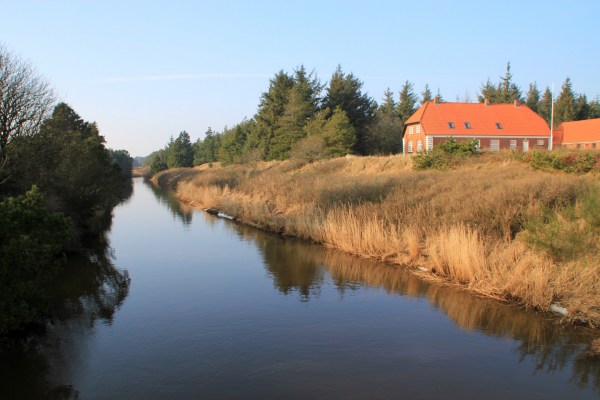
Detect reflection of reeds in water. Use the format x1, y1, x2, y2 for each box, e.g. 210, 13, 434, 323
221, 218, 600, 392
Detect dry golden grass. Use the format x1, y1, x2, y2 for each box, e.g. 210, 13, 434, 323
160, 154, 600, 326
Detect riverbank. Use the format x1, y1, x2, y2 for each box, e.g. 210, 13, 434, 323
152, 153, 600, 327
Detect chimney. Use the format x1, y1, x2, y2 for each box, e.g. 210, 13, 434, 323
514, 99, 520, 107
484, 98, 490, 107
434, 97, 439, 105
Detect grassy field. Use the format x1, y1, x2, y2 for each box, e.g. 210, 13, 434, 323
153, 152, 600, 326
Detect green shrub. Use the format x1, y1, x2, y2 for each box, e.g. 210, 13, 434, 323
0, 187, 72, 337
522, 184, 600, 261
522, 150, 600, 173
413, 137, 479, 170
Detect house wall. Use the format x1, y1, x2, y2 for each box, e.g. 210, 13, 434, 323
560, 142, 599, 149
430, 136, 549, 151
404, 124, 426, 154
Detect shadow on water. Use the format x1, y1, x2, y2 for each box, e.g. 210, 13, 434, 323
215, 215, 600, 394
0, 190, 131, 400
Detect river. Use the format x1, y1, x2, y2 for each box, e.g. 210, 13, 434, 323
1, 177, 599, 399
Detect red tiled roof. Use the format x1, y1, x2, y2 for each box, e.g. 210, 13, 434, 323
554, 118, 600, 144
405, 101, 550, 137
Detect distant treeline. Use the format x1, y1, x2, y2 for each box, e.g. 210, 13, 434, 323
0, 45, 133, 338
146, 63, 600, 171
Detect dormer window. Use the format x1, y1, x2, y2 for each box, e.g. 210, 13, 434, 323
496, 122, 502, 129
464, 122, 471, 129
448, 122, 455, 129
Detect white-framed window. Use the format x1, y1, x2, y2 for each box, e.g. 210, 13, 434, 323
416, 125, 421, 134
409, 126, 414, 135
408, 141, 413, 153
490, 139, 500, 152
509, 140, 517, 149
476, 139, 481, 149
523, 140, 529, 152
426, 136, 433, 150
417, 140, 423, 152
537, 139, 544, 146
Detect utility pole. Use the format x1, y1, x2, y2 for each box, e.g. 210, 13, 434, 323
549, 83, 555, 151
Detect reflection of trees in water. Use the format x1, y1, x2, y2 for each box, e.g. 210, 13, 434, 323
145, 179, 193, 225
0, 205, 130, 400
233, 223, 324, 300
225, 218, 600, 394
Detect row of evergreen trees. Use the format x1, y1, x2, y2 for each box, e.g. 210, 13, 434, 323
148, 64, 599, 169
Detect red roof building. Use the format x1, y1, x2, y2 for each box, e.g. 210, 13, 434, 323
553, 118, 600, 149
403, 99, 551, 154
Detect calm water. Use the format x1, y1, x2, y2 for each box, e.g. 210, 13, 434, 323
2, 178, 599, 399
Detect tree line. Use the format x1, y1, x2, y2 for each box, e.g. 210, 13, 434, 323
0, 45, 133, 338
147, 63, 599, 171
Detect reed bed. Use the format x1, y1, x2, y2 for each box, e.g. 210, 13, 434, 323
155, 153, 600, 326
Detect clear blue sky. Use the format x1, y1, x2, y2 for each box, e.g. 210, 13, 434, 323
2, 0, 599, 157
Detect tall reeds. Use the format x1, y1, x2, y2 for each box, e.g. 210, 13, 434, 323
158, 153, 600, 326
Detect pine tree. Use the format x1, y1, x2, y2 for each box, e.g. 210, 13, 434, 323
538, 87, 553, 125
478, 78, 499, 102
525, 82, 541, 113
575, 94, 590, 121
589, 96, 600, 119
421, 84, 433, 104
554, 78, 577, 126
321, 107, 356, 157
322, 65, 376, 155
435, 88, 444, 102
397, 80, 417, 123
379, 88, 397, 116
167, 131, 194, 168
250, 71, 295, 159
498, 62, 522, 103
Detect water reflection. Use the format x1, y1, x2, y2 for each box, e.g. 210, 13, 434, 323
145, 179, 193, 225
223, 216, 600, 393
0, 204, 130, 400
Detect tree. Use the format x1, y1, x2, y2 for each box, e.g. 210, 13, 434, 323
554, 78, 577, 126
435, 88, 445, 102
304, 107, 356, 157
320, 107, 356, 157
421, 84, 433, 104
109, 149, 133, 180
397, 80, 417, 123
525, 82, 541, 113
5, 103, 125, 227
478, 78, 499, 103
497, 62, 522, 103
167, 131, 194, 168
193, 127, 221, 165
575, 94, 590, 121
0, 45, 55, 180
538, 87, 553, 125
589, 96, 600, 119
366, 88, 403, 154
379, 88, 397, 115
322, 65, 376, 155
478, 63, 522, 103
249, 71, 295, 159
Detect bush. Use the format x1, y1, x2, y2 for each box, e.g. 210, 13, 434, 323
413, 137, 479, 170
291, 136, 328, 163
522, 150, 600, 173
0, 187, 72, 336
522, 184, 600, 261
